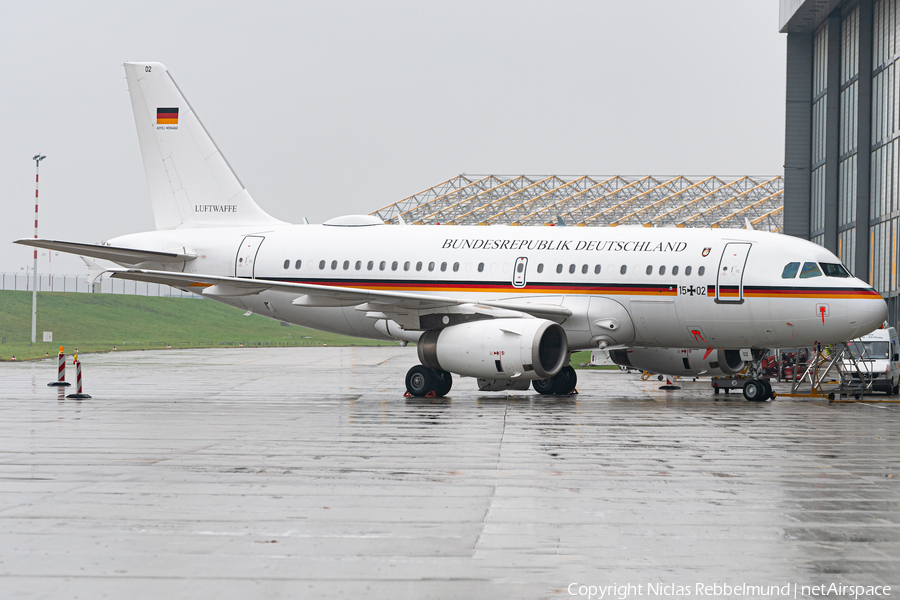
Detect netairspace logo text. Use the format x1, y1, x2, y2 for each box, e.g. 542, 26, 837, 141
566, 582, 892, 599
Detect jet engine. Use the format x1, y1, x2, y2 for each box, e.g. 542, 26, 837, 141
609, 347, 747, 377
417, 318, 568, 380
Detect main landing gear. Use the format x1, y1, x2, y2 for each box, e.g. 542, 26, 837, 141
405, 365, 453, 398
533, 365, 578, 395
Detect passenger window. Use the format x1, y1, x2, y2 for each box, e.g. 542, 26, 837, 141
404, 261, 411, 271
391, 261, 398, 271
698, 266, 705, 276
672, 265, 678, 275
428, 261, 435, 272
355, 260, 361, 270
799, 262, 823, 278
594, 265, 601, 274
820, 262, 851, 277
517, 262, 524, 273
319, 260, 326, 270
379, 261, 386, 271
556, 264, 563, 274
620, 265, 627, 275
440, 262, 447, 272
295, 260, 302, 269
453, 262, 460, 272
537, 263, 544, 273
416, 261, 423, 271
645, 265, 653, 275
283, 260, 290, 269
343, 260, 350, 270
478, 262, 485, 272
581, 264, 588, 274
781, 262, 800, 278
659, 266, 666, 275
331, 260, 338, 270
367, 261, 373, 270
685, 266, 691, 276
569, 264, 576, 274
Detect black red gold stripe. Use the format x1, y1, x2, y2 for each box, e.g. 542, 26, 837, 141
255, 277, 882, 300
263, 277, 676, 295
721, 285, 882, 299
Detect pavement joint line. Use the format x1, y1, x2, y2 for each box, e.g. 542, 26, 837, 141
473, 405, 506, 555
233, 355, 274, 365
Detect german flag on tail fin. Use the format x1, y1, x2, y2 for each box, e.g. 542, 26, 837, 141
156, 107, 178, 125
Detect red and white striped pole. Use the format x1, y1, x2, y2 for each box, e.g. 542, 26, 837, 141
66, 356, 91, 399
31, 153, 46, 345
48, 346, 71, 387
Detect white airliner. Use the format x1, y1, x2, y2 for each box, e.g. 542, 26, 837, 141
16, 62, 888, 401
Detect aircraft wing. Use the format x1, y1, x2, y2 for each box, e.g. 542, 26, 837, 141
108, 268, 572, 322
14, 239, 196, 265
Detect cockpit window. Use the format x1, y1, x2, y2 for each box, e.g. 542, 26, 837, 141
820, 262, 851, 277
781, 262, 800, 279
799, 262, 822, 278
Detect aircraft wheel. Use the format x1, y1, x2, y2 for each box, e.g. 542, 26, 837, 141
434, 369, 453, 397
533, 366, 577, 395
743, 379, 766, 402
533, 377, 557, 395
406, 365, 437, 397
761, 379, 773, 400
554, 366, 578, 394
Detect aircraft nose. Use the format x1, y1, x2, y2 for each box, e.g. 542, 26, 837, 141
851, 283, 888, 337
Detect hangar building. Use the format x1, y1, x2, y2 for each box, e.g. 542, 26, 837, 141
372, 174, 784, 231
781, 0, 900, 321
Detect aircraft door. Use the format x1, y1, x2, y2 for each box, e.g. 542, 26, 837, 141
235, 235, 265, 278
512, 257, 528, 288
716, 242, 752, 303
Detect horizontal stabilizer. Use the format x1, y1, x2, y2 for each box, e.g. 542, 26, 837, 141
14, 238, 196, 266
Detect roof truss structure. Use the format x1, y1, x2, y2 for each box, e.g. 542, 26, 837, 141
370, 174, 784, 232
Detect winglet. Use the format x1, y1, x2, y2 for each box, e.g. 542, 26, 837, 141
79, 256, 106, 285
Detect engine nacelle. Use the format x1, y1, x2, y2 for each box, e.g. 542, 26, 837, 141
418, 318, 568, 380
609, 347, 748, 377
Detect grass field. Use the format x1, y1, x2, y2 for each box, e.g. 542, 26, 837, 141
0, 291, 398, 361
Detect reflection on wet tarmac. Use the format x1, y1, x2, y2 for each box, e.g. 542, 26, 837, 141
1, 347, 898, 598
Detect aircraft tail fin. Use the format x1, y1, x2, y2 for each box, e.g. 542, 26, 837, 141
123, 62, 285, 230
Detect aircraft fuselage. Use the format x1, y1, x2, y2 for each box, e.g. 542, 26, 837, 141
109, 223, 886, 351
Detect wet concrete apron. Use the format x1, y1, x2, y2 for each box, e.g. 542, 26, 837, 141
1, 347, 898, 599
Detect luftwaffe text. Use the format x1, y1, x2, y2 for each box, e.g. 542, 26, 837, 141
194, 205, 238, 213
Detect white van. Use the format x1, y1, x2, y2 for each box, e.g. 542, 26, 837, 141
845, 327, 900, 395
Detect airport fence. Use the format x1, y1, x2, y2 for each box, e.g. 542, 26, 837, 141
0, 272, 200, 299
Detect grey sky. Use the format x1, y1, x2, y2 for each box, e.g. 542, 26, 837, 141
1, 0, 785, 274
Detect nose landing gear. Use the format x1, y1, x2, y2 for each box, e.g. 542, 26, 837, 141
742, 350, 775, 401
742, 378, 774, 401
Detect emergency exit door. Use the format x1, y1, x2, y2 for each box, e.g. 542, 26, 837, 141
716, 242, 751, 303
512, 257, 528, 288
235, 235, 265, 278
